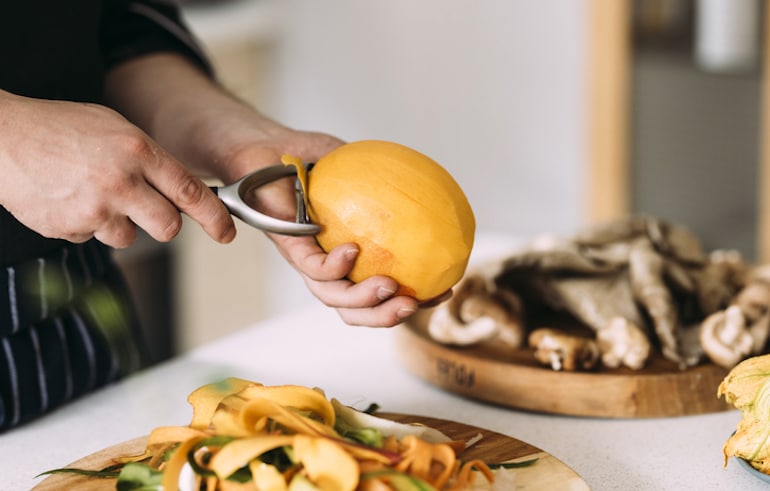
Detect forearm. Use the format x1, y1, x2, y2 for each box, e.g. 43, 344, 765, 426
103, 52, 288, 182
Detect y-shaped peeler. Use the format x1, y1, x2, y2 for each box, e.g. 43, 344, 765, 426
210, 163, 320, 236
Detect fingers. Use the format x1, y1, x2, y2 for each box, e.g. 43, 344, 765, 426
142, 154, 236, 244
76, 130, 236, 247
125, 191, 183, 243
301, 273, 418, 327
277, 240, 422, 327
93, 215, 137, 249
335, 296, 419, 327
304, 274, 400, 309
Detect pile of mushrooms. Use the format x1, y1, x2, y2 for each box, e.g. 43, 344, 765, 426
426, 215, 770, 371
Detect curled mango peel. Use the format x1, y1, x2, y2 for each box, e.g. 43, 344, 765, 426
125, 378, 497, 490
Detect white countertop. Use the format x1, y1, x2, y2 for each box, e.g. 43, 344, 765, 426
3, 234, 765, 491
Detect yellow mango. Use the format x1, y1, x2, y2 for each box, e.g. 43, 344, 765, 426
304, 140, 475, 301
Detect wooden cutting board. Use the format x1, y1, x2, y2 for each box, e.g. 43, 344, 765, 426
33, 413, 589, 490
397, 311, 732, 418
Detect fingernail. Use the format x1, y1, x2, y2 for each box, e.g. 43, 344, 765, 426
222, 224, 236, 243
396, 307, 416, 320
216, 223, 236, 243
377, 286, 396, 301
344, 247, 359, 260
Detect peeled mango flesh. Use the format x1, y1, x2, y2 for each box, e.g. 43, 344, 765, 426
307, 140, 475, 301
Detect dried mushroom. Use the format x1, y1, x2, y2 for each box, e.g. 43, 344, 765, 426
700, 279, 770, 368
693, 250, 747, 315
700, 306, 755, 369
596, 317, 651, 370
427, 272, 525, 348
627, 238, 681, 364
424, 215, 764, 372
493, 215, 748, 368
528, 328, 599, 371
732, 279, 770, 326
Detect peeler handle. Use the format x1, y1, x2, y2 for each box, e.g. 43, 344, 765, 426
210, 164, 320, 236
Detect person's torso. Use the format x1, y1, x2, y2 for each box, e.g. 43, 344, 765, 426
0, 0, 105, 100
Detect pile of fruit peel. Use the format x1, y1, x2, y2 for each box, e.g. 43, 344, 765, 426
45, 378, 524, 490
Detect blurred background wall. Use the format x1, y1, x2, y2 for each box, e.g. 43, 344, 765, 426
630, 0, 762, 262
117, 0, 766, 357
262, 0, 589, 239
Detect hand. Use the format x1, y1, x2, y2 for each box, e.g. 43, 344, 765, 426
0, 91, 236, 248
217, 127, 427, 327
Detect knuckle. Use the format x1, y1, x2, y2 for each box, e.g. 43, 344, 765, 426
104, 174, 140, 196
116, 129, 155, 160
80, 204, 111, 226
95, 224, 137, 249
173, 172, 206, 208
113, 233, 137, 249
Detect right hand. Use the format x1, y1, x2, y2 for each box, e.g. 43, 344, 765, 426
0, 91, 235, 248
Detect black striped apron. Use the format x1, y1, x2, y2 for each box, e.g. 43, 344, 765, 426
0, 240, 147, 430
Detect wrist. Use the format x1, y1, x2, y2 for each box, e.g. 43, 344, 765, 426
183, 104, 294, 182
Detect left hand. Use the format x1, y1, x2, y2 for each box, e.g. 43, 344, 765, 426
219, 128, 425, 328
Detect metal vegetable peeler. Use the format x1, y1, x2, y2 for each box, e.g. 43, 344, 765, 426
210, 163, 320, 236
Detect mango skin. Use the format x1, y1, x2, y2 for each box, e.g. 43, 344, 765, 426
307, 140, 475, 301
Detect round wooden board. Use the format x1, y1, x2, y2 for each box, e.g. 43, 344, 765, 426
397, 311, 733, 418
33, 413, 589, 490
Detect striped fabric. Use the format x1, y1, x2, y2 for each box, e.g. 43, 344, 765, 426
0, 0, 207, 431
0, 241, 147, 431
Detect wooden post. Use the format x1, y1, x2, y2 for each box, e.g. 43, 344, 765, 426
758, 6, 770, 262
587, 0, 632, 223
